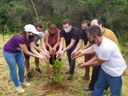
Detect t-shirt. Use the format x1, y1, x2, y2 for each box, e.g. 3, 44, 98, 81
33, 32, 45, 45
60, 26, 79, 46
3, 34, 33, 53
79, 29, 88, 45
93, 37, 127, 77
103, 28, 120, 50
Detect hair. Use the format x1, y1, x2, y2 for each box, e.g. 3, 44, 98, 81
19, 28, 29, 46
81, 20, 90, 26
49, 24, 57, 30
86, 25, 102, 36
97, 19, 104, 26
34, 21, 43, 28
62, 19, 71, 25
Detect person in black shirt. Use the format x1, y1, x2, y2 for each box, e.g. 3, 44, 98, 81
56, 19, 79, 80
71, 20, 92, 80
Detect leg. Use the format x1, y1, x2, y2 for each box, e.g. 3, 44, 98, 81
89, 65, 101, 90
92, 69, 108, 96
3, 51, 20, 87
84, 55, 91, 79
107, 74, 122, 96
35, 57, 39, 69
16, 51, 25, 84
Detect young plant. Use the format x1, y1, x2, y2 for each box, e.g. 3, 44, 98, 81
52, 58, 63, 83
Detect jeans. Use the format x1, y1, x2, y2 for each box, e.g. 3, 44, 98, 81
3, 51, 25, 87
92, 69, 122, 96
67, 46, 76, 74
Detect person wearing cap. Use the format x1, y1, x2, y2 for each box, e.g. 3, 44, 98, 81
24, 22, 49, 79
45, 24, 60, 65
2, 24, 47, 93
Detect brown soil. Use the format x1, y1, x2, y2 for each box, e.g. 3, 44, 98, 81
36, 82, 69, 94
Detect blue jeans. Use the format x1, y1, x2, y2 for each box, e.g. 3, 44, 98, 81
92, 69, 122, 96
67, 46, 76, 74
3, 51, 25, 87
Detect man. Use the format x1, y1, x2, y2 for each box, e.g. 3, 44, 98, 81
71, 20, 91, 80
24, 22, 49, 79
56, 19, 79, 80
78, 25, 127, 96
73, 19, 121, 92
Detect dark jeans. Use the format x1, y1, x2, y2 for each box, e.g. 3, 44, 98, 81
67, 46, 76, 74
89, 65, 109, 90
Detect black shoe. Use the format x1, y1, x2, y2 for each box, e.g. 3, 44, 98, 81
82, 86, 93, 91
27, 72, 32, 79
67, 74, 73, 80
34, 68, 42, 74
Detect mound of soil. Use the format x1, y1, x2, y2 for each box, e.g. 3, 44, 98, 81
36, 82, 69, 93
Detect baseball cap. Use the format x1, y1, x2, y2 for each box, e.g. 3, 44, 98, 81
24, 24, 39, 34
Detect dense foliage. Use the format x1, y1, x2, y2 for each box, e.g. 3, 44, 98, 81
0, 0, 128, 38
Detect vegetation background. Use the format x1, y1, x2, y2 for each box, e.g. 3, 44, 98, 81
0, 0, 128, 96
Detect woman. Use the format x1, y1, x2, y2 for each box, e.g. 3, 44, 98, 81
2, 24, 47, 93
45, 24, 60, 64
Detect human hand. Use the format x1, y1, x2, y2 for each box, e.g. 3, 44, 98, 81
77, 63, 85, 69
56, 50, 63, 58
71, 50, 77, 59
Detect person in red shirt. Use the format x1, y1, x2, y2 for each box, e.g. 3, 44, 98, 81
45, 24, 60, 65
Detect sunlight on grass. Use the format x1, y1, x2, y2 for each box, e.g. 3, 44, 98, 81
0, 34, 128, 96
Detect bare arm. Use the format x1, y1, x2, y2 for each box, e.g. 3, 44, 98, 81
19, 44, 41, 59
74, 39, 83, 51
45, 30, 52, 49
63, 39, 76, 52
58, 37, 64, 51
78, 55, 105, 68
53, 32, 60, 49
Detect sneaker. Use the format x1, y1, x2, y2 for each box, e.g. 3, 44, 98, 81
101, 90, 106, 96
22, 81, 30, 87
82, 86, 93, 91
27, 72, 32, 79
67, 74, 73, 80
34, 68, 42, 74
16, 86, 24, 93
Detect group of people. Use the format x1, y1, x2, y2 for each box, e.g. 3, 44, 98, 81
3, 19, 127, 96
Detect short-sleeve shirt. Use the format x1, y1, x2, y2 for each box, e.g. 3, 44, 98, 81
93, 36, 127, 77
79, 29, 88, 45
33, 32, 45, 45
3, 34, 33, 53
60, 26, 79, 46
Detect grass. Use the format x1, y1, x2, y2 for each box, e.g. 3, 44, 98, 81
0, 34, 128, 96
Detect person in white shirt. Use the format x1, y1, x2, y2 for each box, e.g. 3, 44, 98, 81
78, 25, 127, 96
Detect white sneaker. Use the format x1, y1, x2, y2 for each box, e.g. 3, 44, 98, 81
16, 86, 24, 93
22, 81, 30, 87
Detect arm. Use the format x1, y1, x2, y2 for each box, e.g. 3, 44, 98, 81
53, 32, 60, 49
83, 41, 91, 49
19, 44, 42, 59
74, 39, 83, 51
71, 39, 83, 58
45, 30, 52, 50
58, 37, 64, 51
78, 55, 105, 68
63, 39, 76, 53
30, 42, 43, 55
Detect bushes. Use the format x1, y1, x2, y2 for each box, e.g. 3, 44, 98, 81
0, 0, 128, 41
